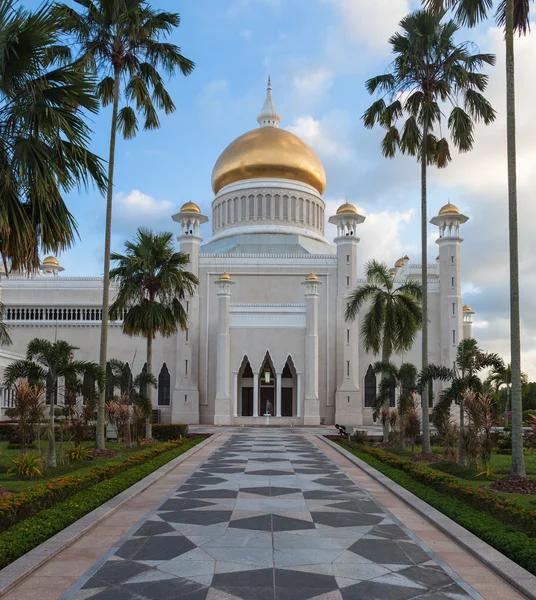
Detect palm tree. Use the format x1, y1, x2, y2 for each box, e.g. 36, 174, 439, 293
109, 228, 198, 438
419, 338, 503, 465
423, 0, 533, 476
345, 260, 422, 442
486, 363, 528, 426
4, 339, 104, 467
107, 358, 155, 445
373, 361, 418, 450
0, 1, 106, 273
363, 9, 496, 453
54, 0, 195, 449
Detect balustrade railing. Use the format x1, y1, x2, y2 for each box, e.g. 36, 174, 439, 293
4, 307, 125, 323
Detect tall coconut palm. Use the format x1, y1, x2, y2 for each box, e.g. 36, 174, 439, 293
4, 339, 104, 467
424, 0, 533, 480
345, 260, 422, 441
0, 1, 106, 272
54, 0, 195, 449
373, 361, 418, 450
109, 228, 198, 438
107, 358, 155, 445
363, 9, 496, 453
419, 338, 503, 465
486, 363, 528, 426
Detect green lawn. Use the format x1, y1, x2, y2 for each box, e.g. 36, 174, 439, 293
357, 444, 536, 510
0, 440, 156, 493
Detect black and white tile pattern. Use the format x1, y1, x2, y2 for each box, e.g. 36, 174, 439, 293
65, 435, 478, 600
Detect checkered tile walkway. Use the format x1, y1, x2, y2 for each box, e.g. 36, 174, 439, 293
65, 434, 478, 600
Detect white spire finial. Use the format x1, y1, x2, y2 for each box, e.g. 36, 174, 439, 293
257, 75, 280, 128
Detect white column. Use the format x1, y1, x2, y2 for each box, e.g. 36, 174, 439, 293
296, 372, 302, 417
253, 372, 259, 417
302, 275, 321, 425
233, 371, 238, 417
214, 274, 234, 425
276, 372, 282, 417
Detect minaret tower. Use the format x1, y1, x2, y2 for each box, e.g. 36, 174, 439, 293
329, 203, 366, 425
171, 201, 209, 424
430, 203, 469, 371
257, 76, 281, 128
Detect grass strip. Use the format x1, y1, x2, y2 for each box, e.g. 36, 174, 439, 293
0, 437, 202, 569
340, 443, 536, 576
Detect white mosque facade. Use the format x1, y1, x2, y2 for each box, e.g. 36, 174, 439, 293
0, 82, 475, 426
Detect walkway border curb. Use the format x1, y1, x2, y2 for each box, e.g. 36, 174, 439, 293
0, 434, 219, 598
318, 435, 536, 600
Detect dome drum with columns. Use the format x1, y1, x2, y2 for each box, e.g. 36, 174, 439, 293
0, 79, 476, 428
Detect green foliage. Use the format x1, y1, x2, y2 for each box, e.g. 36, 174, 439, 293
8, 453, 43, 479
0, 437, 202, 568
340, 442, 536, 575
0, 439, 198, 532
434, 461, 494, 481
343, 443, 536, 537
152, 424, 189, 440
66, 443, 90, 462
0, 424, 15, 441
0, 0, 106, 274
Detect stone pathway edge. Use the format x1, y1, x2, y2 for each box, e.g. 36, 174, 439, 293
318, 435, 536, 600
0, 433, 220, 598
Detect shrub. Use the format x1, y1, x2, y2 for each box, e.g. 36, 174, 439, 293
342, 442, 536, 537
0, 423, 16, 442
523, 410, 536, 423
350, 430, 369, 444
8, 454, 43, 479
340, 443, 536, 576
152, 424, 189, 440
0, 439, 198, 532
67, 443, 91, 462
0, 438, 202, 568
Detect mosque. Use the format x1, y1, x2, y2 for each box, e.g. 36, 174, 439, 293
0, 80, 475, 426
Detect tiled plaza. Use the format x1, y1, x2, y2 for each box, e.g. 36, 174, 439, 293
63, 434, 479, 600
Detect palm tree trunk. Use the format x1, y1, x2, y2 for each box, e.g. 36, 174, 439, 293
458, 395, 465, 466
505, 0, 526, 478
421, 127, 431, 455
97, 65, 121, 450
47, 378, 56, 468
146, 335, 153, 439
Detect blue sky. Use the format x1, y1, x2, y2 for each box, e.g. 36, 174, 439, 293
20, 0, 536, 375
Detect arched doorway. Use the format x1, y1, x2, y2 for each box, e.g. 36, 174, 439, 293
259, 352, 275, 416
238, 356, 253, 416
281, 356, 297, 417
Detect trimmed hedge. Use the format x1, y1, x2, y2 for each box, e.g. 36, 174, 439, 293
343, 444, 536, 537
152, 423, 189, 440
0, 440, 196, 532
338, 442, 536, 576
0, 423, 16, 441
0, 437, 202, 569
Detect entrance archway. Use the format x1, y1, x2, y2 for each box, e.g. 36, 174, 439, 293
238, 356, 253, 416
281, 356, 297, 417
259, 352, 275, 416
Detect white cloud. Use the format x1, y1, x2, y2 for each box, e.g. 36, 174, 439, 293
323, 0, 410, 50
240, 29, 252, 39
114, 190, 174, 229
293, 68, 334, 98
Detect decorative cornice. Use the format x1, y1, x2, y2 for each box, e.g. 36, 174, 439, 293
200, 253, 336, 259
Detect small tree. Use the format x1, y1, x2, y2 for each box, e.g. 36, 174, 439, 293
345, 260, 422, 442
4, 339, 104, 467
404, 393, 421, 453
5, 382, 45, 453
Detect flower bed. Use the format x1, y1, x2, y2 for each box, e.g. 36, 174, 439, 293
0, 437, 203, 569
342, 443, 536, 537
336, 442, 536, 576
0, 440, 200, 533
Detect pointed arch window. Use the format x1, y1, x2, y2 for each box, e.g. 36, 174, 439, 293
364, 365, 376, 408
105, 363, 114, 401
140, 362, 148, 397
158, 363, 171, 406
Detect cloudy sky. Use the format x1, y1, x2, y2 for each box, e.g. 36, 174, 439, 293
23, 0, 536, 377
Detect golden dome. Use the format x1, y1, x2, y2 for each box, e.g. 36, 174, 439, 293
463, 304, 473, 312
43, 256, 59, 266
180, 201, 201, 213
305, 273, 318, 281
438, 202, 460, 216
218, 272, 231, 281
395, 257, 405, 268
336, 203, 358, 215
211, 127, 326, 195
